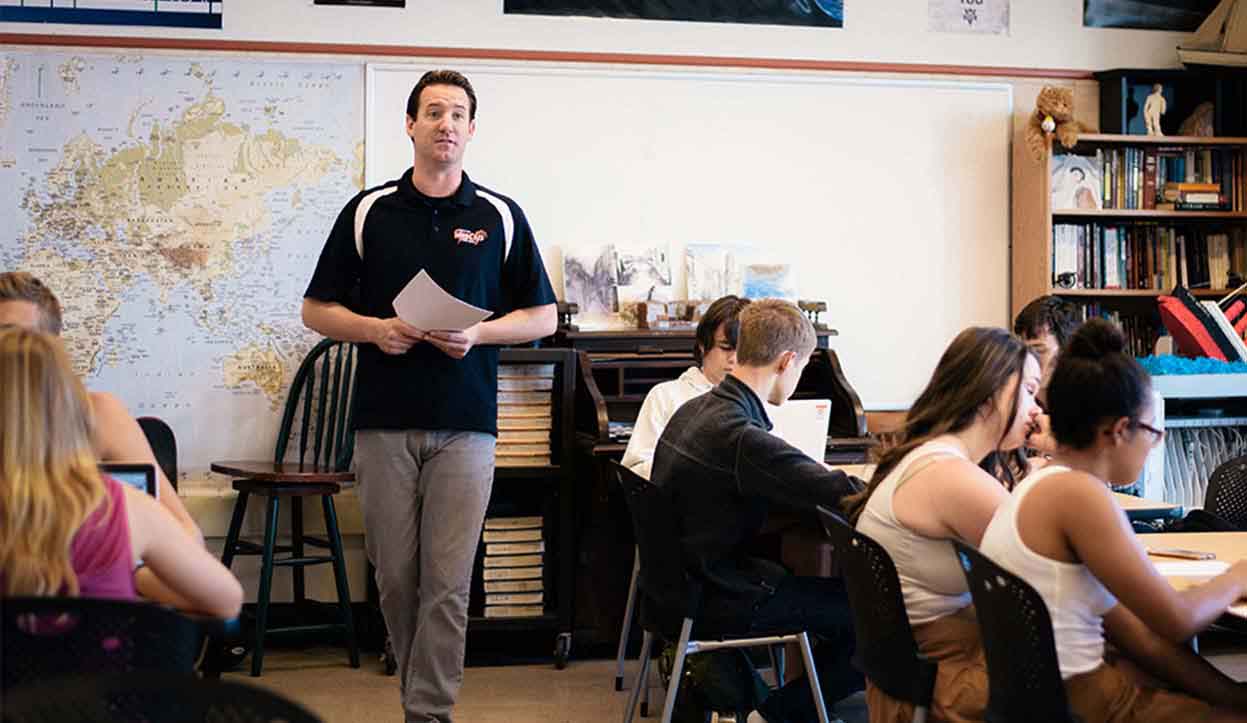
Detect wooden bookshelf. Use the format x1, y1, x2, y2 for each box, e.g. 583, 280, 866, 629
1012, 134, 1247, 321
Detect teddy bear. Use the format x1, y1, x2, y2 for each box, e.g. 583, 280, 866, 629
1026, 86, 1082, 162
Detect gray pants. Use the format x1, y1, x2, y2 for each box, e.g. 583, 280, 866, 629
355, 429, 496, 723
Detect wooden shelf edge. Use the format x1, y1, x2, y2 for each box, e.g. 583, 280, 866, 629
1078, 133, 1247, 145
1053, 210, 1247, 219
1051, 288, 1236, 297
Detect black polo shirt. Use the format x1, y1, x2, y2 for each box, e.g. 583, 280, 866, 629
304, 169, 556, 435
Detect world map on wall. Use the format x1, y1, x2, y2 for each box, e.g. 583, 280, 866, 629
0, 51, 364, 478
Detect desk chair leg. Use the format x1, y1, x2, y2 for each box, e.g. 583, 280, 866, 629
624, 630, 653, 723
641, 635, 652, 717
797, 632, 831, 723
660, 619, 694, 723
291, 498, 305, 605
616, 550, 641, 691
768, 645, 786, 687
221, 490, 249, 568
323, 494, 360, 668
252, 495, 280, 677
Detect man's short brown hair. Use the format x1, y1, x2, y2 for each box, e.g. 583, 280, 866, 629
407, 69, 477, 121
0, 272, 62, 335
735, 299, 816, 366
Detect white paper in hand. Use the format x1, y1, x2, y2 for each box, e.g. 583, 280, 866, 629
392, 270, 492, 332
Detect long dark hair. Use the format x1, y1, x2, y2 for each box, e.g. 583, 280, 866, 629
844, 327, 1032, 523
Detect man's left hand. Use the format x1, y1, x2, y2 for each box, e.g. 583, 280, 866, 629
427, 325, 480, 360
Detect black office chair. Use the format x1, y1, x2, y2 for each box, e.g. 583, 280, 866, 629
1, 597, 202, 692
613, 461, 831, 723
952, 541, 1082, 723
1, 671, 323, 723
817, 506, 937, 723
136, 416, 178, 488
1204, 454, 1247, 530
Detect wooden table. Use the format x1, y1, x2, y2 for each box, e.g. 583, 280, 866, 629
1143, 532, 1247, 621
1113, 492, 1183, 522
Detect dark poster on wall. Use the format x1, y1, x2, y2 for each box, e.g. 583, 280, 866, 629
503, 0, 843, 28
1083, 0, 1218, 31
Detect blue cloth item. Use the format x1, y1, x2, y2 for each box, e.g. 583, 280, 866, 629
1137, 355, 1247, 376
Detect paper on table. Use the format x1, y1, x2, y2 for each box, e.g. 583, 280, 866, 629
392, 270, 492, 332
1152, 560, 1229, 578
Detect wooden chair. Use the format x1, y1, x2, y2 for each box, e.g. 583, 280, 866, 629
212, 338, 360, 677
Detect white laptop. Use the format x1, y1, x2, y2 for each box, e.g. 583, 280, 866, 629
767, 398, 832, 463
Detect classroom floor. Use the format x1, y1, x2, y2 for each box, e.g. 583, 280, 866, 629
226, 646, 868, 723
229, 641, 1247, 723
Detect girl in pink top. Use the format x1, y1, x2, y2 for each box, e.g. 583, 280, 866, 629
0, 328, 242, 619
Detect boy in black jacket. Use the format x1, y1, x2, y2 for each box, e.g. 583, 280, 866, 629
652, 299, 864, 723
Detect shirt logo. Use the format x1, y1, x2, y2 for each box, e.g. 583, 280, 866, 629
453, 228, 488, 246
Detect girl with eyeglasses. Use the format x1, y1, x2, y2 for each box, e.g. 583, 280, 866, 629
979, 318, 1247, 721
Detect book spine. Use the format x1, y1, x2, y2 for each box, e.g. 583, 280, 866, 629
1143, 149, 1157, 210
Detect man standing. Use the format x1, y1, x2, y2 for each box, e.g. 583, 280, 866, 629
302, 70, 556, 723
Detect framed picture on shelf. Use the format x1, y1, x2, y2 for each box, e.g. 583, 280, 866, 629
1050, 152, 1103, 210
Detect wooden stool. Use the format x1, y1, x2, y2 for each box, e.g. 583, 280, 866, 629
212, 460, 360, 677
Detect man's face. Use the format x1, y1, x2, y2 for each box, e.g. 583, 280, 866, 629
700, 323, 737, 385
1024, 326, 1061, 392
406, 84, 475, 168
0, 300, 42, 331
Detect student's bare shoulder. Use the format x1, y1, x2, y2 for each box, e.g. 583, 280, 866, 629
88, 389, 132, 419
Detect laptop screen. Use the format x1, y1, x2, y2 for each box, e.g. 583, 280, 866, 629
100, 463, 158, 498
767, 398, 832, 463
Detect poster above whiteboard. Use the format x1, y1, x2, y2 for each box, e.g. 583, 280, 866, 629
929, 0, 1009, 34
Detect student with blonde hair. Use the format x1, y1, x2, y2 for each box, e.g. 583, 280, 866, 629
845, 327, 1042, 722
0, 328, 241, 618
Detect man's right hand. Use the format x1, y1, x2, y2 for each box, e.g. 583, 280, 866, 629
372, 317, 426, 355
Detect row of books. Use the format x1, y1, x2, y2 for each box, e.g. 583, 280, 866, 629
480, 515, 546, 619
1051, 148, 1247, 212
497, 363, 555, 468
1052, 224, 1247, 291
1071, 304, 1162, 358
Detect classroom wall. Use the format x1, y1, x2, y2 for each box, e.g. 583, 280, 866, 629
2, 0, 1193, 72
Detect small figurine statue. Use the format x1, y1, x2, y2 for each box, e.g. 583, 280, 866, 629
1144, 84, 1167, 136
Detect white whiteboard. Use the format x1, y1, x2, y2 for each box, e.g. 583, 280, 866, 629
366, 61, 1012, 410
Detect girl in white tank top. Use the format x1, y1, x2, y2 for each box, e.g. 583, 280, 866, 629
976, 318, 1247, 720
843, 327, 1042, 723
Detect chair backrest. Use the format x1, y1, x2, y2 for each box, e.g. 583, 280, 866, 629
610, 461, 695, 625
816, 506, 937, 708
275, 339, 358, 471
1204, 454, 1247, 529
952, 541, 1080, 723
1, 597, 201, 692
1, 671, 324, 723
136, 416, 177, 488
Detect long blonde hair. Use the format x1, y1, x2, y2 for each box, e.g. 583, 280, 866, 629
0, 328, 106, 596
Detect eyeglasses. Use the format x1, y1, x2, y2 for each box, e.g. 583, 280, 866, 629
1133, 421, 1165, 445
